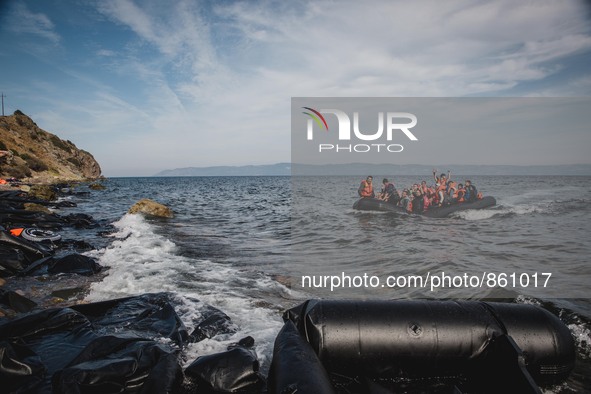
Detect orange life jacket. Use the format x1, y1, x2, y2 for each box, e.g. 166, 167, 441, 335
423, 195, 431, 210
10, 228, 24, 237
447, 181, 457, 196
360, 180, 373, 197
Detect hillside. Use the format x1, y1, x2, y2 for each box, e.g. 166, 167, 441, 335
0, 111, 101, 182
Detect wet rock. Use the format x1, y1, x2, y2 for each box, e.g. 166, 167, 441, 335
88, 182, 106, 190
24, 202, 52, 214
129, 198, 174, 218
28, 185, 57, 201
61, 213, 98, 228
0, 289, 38, 312
50, 287, 85, 300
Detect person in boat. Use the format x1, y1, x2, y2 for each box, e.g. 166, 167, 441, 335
433, 169, 451, 186
423, 187, 432, 210
464, 180, 477, 202
456, 183, 466, 202
399, 189, 412, 212
420, 180, 429, 195
445, 181, 458, 205
411, 190, 425, 213
358, 176, 375, 198
378, 178, 399, 204
433, 169, 451, 206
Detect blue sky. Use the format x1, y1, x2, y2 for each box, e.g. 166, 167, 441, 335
1, 0, 590, 176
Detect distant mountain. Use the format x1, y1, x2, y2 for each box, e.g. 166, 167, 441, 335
155, 163, 591, 177
291, 163, 591, 176
155, 163, 291, 176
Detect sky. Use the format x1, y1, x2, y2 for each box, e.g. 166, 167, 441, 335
1, 0, 590, 176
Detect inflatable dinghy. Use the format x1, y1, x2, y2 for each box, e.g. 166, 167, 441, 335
353, 196, 496, 218
270, 300, 575, 394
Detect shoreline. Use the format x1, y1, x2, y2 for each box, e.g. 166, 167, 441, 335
0, 180, 107, 313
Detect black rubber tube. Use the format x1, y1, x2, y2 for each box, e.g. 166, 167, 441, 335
285, 300, 575, 385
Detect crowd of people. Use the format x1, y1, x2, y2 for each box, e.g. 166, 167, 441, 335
357, 170, 482, 213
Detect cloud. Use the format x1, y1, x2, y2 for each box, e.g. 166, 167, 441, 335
231, 2, 589, 101
94, 0, 591, 99
12, 0, 591, 175
4, 2, 60, 44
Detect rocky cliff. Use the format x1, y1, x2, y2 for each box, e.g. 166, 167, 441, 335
0, 111, 101, 182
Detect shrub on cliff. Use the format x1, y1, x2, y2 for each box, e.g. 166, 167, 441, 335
6, 163, 31, 178
24, 155, 49, 172
67, 157, 81, 168
49, 135, 72, 153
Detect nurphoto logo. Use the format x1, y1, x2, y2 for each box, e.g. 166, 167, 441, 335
302, 107, 418, 153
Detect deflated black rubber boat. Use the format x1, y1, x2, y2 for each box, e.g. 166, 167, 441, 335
353, 196, 496, 218
0, 292, 265, 393
270, 300, 575, 394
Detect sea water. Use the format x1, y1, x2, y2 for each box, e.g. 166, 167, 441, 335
45, 175, 591, 392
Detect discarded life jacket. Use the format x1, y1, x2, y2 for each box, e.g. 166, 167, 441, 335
9, 228, 24, 237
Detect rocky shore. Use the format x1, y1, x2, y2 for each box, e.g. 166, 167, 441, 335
0, 112, 269, 393
0, 183, 268, 393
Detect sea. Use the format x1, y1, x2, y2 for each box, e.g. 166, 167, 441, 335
6, 175, 591, 392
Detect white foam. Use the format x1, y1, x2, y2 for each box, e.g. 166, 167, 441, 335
85, 213, 285, 372
568, 323, 591, 360
453, 202, 545, 221
86, 214, 183, 298
454, 209, 499, 221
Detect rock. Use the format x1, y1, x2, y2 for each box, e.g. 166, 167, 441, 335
88, 182, 106, 190
128, 198, 174, 218
24, 202, 52, 213
29, 184, 57, 201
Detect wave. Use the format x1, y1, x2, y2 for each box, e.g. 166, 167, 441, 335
453, 198, 589, 221
85, 213, 287, 372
